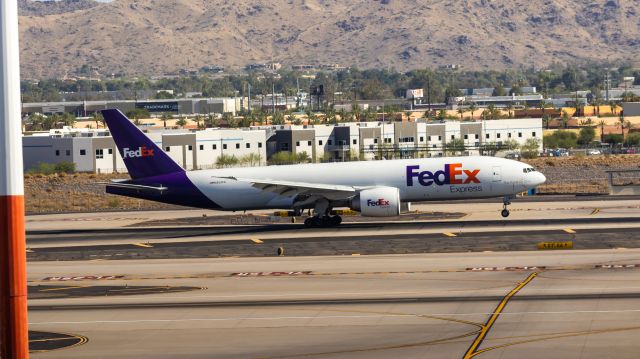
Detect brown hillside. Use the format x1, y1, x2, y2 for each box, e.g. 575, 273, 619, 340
19, 0, 640, 78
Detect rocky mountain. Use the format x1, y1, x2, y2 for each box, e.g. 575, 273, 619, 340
17, 0, 640, 78
19, 0, 100, 17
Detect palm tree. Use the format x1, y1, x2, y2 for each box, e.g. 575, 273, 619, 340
610, 101, 617, 115
161, 113, 171, 129
457, 107, 465, 120
538, 100, 547, 118
597, 120, 606, 142
619, 116, 626, 138
193, 115, 203, 129
175, 117, 187, 128
92, 111, 104, 129
542, 114, 551, 129
505, 103, 514, 118
560, 110, 570, 129
468, 102, 477, 120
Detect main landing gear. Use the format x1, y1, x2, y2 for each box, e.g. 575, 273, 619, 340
302, 198, 343, 228
501, 195, 515, 218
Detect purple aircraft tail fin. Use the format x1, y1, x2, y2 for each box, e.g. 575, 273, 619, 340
102, 109, 184, 179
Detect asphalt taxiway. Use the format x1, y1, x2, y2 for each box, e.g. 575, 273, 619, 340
25, 197, 640, 358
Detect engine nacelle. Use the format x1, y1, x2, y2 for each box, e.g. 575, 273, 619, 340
350, 187, 401, 217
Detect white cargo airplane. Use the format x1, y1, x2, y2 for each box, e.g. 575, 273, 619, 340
102, 109, 546, 227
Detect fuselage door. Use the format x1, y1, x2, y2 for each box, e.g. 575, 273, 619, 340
492, 166, 502, 182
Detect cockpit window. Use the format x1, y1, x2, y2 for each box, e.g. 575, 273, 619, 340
523, 168, 536, 173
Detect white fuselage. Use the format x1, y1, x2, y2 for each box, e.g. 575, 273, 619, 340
185, 156, 545, 211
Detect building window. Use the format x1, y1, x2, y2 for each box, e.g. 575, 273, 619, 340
223, 144, 227, 150
80, 149, 86, 156
497, 133, 501, 139
108, 149, 113, 155
374, 138, 378, 144
212, 144, 217, 150
258, 142, 262, 148
55, 150, 60, 156
352, 139, 357, 145
66, 150, 70, 156
464, 134, 468, 140
188, 145, 193, 151
450, 135, 455, 140
475, 134, 479, 139
95, 149, 103, 159
199, 145, 204, 150
246, 143, 250, 149
328, 140, 333, 145
532, 132, 537, 137
281, 143, 289, 151
508, 133, 512, 138
235, 143, 240, 149
166, 147, 170, 152
486, 134, 490, 139
438, 136, 442, 141
296, 141, 300, 146
518, 132, 522, 138
319, 140, 323, 145
419, 136, 424, 142
308, 140, 312, 146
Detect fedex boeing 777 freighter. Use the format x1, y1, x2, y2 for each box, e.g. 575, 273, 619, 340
102, 109, 546, 227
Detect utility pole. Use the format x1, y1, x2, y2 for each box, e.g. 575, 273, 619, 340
272, 82, 276, 114
605, 70, 610, 102
1, 0, 30, 358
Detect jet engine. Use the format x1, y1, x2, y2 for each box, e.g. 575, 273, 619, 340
349, 187, 401, 217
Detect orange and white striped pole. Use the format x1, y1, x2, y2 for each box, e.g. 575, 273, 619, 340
0, 0, 30, 358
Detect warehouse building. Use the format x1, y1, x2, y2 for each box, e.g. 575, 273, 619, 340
23, 118, 542, 173
21, 97, 246, 117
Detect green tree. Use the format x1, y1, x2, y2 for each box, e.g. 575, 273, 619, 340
604, 134, 624, 145
240, 153, 262, 166
625, 133, 640, 146
502, 139, 520, 151
444, 138, 466, 155
544, 131, 578, 148
578, 126, 596, 145
521, 138, 541, 159
125, 108, 150, 120
468, 102, 477, 120
175, 117, 187, 128
216, 154, 239, 168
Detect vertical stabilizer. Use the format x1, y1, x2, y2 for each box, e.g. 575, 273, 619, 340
102, 109, 184, 179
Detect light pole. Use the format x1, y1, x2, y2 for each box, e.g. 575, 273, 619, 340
0, 0, 29, 358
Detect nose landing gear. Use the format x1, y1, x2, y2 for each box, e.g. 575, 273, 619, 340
501, 195, 515, 218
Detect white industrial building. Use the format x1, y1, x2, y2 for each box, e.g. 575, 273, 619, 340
23, 118, 542, 173
23, 126, 268, 174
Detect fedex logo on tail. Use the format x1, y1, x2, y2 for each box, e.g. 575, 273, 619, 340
406, 164, 480, 186
123, 146, 155, 159
367, 198, 390, 207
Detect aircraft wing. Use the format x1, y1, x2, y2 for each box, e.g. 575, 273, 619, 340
224, 177, 358, 197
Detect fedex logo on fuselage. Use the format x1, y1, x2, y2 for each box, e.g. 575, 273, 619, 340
123, 146, 154, 159
367, 199, 390, 207
406, 164, 480, 186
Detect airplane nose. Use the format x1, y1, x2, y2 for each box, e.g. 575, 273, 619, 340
536, 172, 546, 186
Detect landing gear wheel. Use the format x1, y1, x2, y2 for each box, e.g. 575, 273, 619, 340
304, 217, 315, 228
330, 215, 342, 226
501, 209, 510, 218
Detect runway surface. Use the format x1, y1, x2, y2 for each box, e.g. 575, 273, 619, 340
25, 197, 640, 358
28, 251, 640, 358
